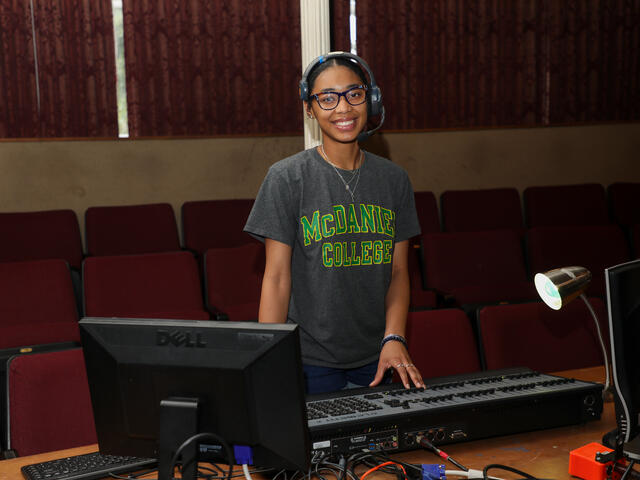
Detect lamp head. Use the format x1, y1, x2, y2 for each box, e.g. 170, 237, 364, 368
534, 266, 592, 310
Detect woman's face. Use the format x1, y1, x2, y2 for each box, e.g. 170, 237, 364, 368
307, 65, 368, 146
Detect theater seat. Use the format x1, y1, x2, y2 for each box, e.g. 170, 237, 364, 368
182, 199, 257, 255
410, 192, 440, 306
478, 298, 608, 372
608, 182, 640, 228
526, 224, 630, 297
83, 251, 209, 320
0, 259, 80, 350
524, 183, 608, 228
409, 239, 437, 309
441, 187, 523, 234
406, 309, 481, 379
413, 191, 441, 234
204, 244, 264, 321
0, 209, 83, 270
6, 348, 96, 456
85, 203, 181, 257
422, 230, 536, 306
633, 224, 640, 259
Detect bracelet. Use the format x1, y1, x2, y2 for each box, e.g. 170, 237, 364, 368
380, 334, 407, 350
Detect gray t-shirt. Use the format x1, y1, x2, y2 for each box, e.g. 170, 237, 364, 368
244, 148, 420, 368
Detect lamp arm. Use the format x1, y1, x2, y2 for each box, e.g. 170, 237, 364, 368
579, 294, 611, 396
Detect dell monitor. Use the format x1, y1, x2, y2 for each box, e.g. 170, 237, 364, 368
606, 259, 640, 460
79, 317, 310, 480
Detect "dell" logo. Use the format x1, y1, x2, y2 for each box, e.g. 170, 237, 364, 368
156, 329, 207, 347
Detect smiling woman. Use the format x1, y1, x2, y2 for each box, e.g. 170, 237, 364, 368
307, 64, 368, 160
243, 52, 424, 395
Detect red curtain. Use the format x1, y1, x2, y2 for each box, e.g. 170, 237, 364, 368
0, 0, 40, 137
333, 0, 640, 130
0, 0, 117, 138
333, 0, 548, 130
123, 0, 302, 137
33, 0, 118, 137
548, 0, 640, 123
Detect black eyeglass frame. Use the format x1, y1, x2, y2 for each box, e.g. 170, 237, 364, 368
310, 85, 368, 110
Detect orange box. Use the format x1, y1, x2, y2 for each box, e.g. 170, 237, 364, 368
569, 442, 615, 480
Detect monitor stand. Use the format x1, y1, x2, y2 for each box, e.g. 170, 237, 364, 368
158, 397, 199, 480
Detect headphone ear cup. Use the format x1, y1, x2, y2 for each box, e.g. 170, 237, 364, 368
368, 86, 383, 117
299, 79, 309, 101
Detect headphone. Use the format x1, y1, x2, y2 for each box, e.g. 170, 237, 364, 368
299, 51, 385, 142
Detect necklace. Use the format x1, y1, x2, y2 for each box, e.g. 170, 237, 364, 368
320, 145, 364, 203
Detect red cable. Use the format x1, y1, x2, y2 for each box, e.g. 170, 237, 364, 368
361, 461, 407, 480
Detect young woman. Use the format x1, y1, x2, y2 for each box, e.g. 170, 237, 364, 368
244, 52, 424, 394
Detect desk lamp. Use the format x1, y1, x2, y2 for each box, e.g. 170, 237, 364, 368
534, 266, 611, 400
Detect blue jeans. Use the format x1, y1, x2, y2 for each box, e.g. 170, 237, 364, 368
303, 360, 392, 394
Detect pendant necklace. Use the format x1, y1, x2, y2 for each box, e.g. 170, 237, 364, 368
320, 145, 364, 203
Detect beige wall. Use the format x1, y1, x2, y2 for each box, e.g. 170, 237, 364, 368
1, 122, 638, 246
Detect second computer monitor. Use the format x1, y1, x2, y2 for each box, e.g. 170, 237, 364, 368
79, 317, 310, 478
606, 258, 640, 452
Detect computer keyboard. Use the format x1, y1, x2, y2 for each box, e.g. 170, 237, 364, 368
21, 451, 156, 480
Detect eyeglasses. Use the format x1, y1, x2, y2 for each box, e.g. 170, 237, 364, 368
310, 85, 368, 110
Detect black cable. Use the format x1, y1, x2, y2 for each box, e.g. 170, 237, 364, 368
198, 464, 272, 479
370, 449, 421, 474
418, 437, 469, 472
347, 452, 410, 480
200, 463, 227, 475
314, 468, 330, 480
482, 463, 540, 480
198, 465, 274, 480
620, 460, 637, 480
169, 432, 234, 480
338, 455, 348, 480
347, 454, 362, 480
108, 469, 159, 480
348, 451, 388, 479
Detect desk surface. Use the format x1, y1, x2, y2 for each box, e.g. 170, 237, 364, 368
0, 366, 612, 480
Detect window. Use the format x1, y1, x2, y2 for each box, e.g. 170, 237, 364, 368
112, 0, 128, 138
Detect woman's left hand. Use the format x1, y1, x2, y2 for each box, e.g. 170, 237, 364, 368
369, 340, 424, 389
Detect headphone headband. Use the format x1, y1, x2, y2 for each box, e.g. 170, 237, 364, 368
299, 51, 383, 120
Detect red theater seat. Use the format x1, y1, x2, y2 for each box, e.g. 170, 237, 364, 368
83, 251, 209, 320
413, 191, 441, 234
608, 182, 640, 228
478, 298, 608, 372
182, 198, 257, 254
0, 209, 83, 270
422, 230, 536, 306
410, 192, 440, 306
85, 203, 181, 257
6, 348, 96, 456
406, 309, 481, 379
0, 259, 80, 350
524, 183, 608, 228
526, 224, 630, 297
441, 187, 523, 234
633, 224, 640, 259
204, 244, 264, 321
408, 240, 437, 309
